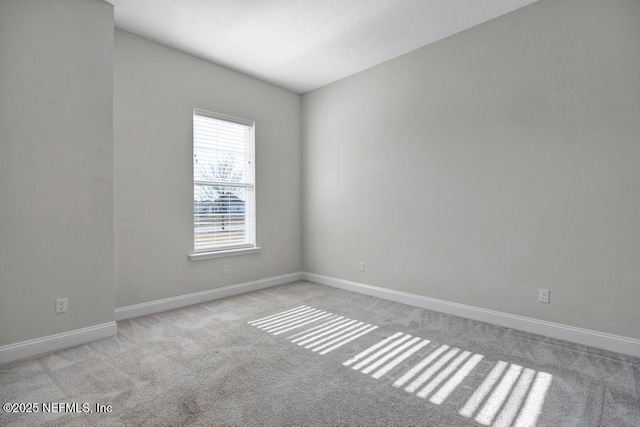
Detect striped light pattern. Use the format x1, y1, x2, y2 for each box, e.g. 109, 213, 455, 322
248, 307, 554, 426
248, 305, 378, 355
345, 332, 553, 427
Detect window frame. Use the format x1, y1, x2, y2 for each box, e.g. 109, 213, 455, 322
189, 108, 260, 260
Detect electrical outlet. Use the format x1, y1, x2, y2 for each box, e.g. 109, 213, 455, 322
359, 262, 365, 272
222, 264, 229, 275
56, 298, 68, 313
538, 289, 550, 304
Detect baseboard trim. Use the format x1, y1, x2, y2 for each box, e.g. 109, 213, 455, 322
302, 272, 640, 358
115, 272, 304, 321
0, 322, 117, 365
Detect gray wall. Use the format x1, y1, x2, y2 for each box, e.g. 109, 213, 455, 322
2, 0, 637, 349
302, 0, 640, 339
114, 30, 302, 308
0, 0, 114, 346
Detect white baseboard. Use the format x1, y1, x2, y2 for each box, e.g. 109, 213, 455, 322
0, 322, 117, 365
302, 272, 640, 358
115, 272, 303, 321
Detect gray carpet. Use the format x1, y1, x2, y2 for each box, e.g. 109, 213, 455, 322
1, 280, 639, 426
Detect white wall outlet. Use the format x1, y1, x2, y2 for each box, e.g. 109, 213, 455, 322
538, 289, 550, 304
222, 264, 229, 275
359, 262, 365, 272
56, 298, 68, 313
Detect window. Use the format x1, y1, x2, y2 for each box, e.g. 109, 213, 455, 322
192, 109, 256, 255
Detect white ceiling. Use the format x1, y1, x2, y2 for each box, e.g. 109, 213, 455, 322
111, 0, 539, 94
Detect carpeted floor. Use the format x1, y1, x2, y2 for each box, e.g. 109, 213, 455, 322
1, 280, 639, 426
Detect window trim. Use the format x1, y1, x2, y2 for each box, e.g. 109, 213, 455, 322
190, 108, 257, 259
188, 246, 262, 261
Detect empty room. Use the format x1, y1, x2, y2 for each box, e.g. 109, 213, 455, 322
1, 0, 639, 425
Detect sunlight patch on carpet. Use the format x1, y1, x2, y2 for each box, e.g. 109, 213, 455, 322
248, 305, 378, 354
347, 332, 553, 427
249, 308, 553, 426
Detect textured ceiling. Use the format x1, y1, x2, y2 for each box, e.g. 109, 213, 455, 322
111, 0, 540, 94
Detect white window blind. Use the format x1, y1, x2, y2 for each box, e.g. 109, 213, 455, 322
193, 109, 255, 253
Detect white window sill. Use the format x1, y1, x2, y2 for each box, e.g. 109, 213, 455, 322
188, 247, 262, 261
